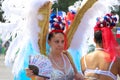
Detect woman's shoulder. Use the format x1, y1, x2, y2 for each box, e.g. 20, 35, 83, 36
81, 52, 95, 59
81, 51, 104, 63
116, 57, 120, 75
115, 56, 120, 65
116, 56, 120, 61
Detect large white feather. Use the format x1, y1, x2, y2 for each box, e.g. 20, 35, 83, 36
1, 0, 56, 77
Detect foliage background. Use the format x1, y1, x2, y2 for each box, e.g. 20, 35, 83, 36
52, 0, 78, 12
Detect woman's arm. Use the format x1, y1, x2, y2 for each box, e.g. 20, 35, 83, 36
80, 56, 85, 75
117, 57, 120, 76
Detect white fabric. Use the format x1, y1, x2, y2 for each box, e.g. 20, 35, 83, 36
50, 54, 74, 80
83, 56, 117, 80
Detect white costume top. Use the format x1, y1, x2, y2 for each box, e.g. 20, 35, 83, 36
50, 54, 74, 80
50, 67, 74, 80
83, 56, 117, 80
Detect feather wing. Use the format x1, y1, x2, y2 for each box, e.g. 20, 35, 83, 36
1, 0, 54, 78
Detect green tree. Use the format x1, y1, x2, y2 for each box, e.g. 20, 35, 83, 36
116, 6, 120, 26
112, 5, 120, 26
52, 0, 78, 12
0, 0, 5, 22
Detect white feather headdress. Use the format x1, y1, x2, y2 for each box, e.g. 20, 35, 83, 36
1, 0, 55, 77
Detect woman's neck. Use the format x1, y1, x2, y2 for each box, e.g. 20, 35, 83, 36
50, 51, 62, 58
49, 51, 66, 71
95, 43, 104, 50
95, 43, 102, 48
95, 44, 104, 51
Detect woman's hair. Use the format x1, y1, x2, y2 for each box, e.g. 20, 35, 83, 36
48, 31, 64, 41
94, 30, 102, 44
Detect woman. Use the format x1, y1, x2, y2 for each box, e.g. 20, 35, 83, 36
26, 14, 83, 80
48, 30, 75, 80
26, 30, 83, 80
81, 13, 120, 80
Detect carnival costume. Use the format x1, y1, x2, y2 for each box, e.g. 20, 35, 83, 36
0, 0, 120, 80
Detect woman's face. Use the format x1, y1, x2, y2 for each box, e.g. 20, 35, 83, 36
48, 33, 65, 53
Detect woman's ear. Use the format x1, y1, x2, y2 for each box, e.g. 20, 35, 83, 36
48, 40, 51, 46
94, 38, 96, 43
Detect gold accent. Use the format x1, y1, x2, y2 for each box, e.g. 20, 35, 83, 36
66, 0, 97, 49
63, 51, 77, 73
38, 1, 52, 56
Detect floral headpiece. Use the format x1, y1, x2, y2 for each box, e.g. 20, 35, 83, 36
49, 13, 66, 32
94, 13, 117, 31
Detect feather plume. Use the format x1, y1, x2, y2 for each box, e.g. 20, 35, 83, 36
1, 0, 56, 77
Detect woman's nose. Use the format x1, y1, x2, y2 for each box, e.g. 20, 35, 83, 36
58, 42, 64, 46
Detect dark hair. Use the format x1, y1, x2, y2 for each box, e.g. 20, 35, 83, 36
94, 30, 102, 44
48, 31, 64, 41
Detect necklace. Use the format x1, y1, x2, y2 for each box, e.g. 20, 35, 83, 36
95, 48, 104, 51
50, 53, 66, 71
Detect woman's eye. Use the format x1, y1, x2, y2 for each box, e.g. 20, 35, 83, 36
62, 40, 64, 43
55, 40, 59, 43
54, 40, 64, 44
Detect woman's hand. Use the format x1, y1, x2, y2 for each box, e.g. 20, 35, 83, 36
26, 68, 46, 80
26, 68, 34, 78
74, 72, 84, 80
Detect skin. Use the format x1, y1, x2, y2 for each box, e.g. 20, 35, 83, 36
81, 39, 120, 80
26, 68, 46, 80
48, 33, 66, 73
48, 33, 65, 55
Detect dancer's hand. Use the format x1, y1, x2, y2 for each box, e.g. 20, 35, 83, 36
74, 72, 84, 80
26, 68, 35, 78
26, 68, 47, 80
